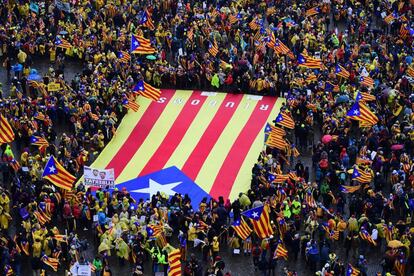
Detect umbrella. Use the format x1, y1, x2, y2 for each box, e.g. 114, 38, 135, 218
388, 240, 404, 248
27, 69, 42, 81
146, 55, 156, 60
391, 144, 404, 151
336, 95, 349, 104
321, 135, 333, 144
11, 64, 23, 72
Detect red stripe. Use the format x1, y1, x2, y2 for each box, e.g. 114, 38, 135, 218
181, 94, 243, 180
139, 91, 206, 176
209, 97, 277, 199
106, 90, 174, 175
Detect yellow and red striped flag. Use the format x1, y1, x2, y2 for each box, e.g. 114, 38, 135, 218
133, 80, 162, 101
249, 18, 260, 30
265, 133, 287, 150
346, 101, 378, 126
359, 76, 374, 87
298, 53, 324, 69
0, 115, 14, 144
30, 135, 49, 150
305, 6, 320, 17
130, 34, 156, 54
394, 258, 405, 276
167, 249, 182, 276
274, 39, 294, 59
118, 50, 131, 63
208, 41, 219, 57
242, 204, 273, 239
273, 242, 288, 260
231, 218, 252, 240
350, 166, 372, 183
406, 66, 414, 77
359, 229, 377, 246
123, 99, 140, 112
335, 64, 350, 79
55, 36, 72, 49
42, 156, 76, 190
140, 10, 155, 30
41, 255, 59, 271
274, 111, 295, 129
33, 210, 49, 225
340, 185, 361, 193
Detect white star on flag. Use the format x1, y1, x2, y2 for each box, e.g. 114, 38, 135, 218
252, 211, 259, 218
131, 179, 182, 198
49, 166, 56, 173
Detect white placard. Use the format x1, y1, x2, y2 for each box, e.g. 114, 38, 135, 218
83, 166, 115, 188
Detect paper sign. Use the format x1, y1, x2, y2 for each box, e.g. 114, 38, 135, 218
83, 166, 115, 188
47, 82, 61, 92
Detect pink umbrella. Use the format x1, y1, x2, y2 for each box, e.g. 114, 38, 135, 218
391, 144, 404, 151
321, 135, 333, 144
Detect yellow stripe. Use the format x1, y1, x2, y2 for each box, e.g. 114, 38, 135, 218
164, 93, 227, 169
228, 98, 285, 200
76, 98, 152, 185
116, 91, 192, 183
90, 98, 152, 169
195, 95, 258, 193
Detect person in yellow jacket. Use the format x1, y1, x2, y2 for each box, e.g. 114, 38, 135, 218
0, 205, 11, 230
115, 238, 129, 265
211, 236, 220, 259
0, 192, 10, 213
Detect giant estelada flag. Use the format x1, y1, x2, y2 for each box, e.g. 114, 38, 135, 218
86, 90, 284, 203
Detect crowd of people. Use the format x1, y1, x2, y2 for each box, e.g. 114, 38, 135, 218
0, 0, 413, 275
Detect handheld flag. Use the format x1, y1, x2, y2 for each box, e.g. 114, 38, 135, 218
298, 53, 324, 69
133, 80, 162, 101
335, 64, 350, 79
208, 41, 219, 57
265, 133, 287, 150
305, 7, 320, 17
0, 115, 15, 144
346, 101, 378, 126
42, 156, 76, 190
140, 10, 155, 30
41, 255, 59, 271
146, 224, 163, 237
130, 34, 156, 54
274, 111, 295, 129
30, 135, 49, 150
242, 205, 273, 239
346, 263, 360, 276
231, 218, 252, 240
340, 185, 361, 193
9, 159, 21, 172
167, 249, 181, 276
55, 36, 72, 49
350, 167, 372, 183
274, 39, 294, 59
122, 99, 140, 112
356, 92, 376, 102
359, 76, 374, 87
118, 51, 131, 63
273, 242, 288, 260
359, 229, 377, 246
